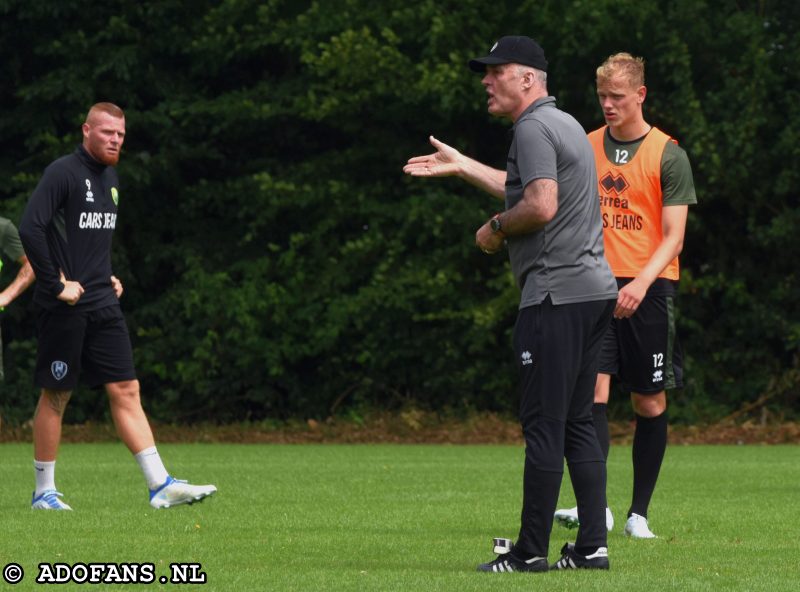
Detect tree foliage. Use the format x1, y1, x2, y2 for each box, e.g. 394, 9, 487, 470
0, 0, 797, 424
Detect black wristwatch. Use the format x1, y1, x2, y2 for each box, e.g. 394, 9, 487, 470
490, 214, 504, 235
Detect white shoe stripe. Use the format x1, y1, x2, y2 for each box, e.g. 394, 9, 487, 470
496, 560, 512, 573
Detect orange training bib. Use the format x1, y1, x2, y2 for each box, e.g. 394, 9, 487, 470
588, 126, 680, 280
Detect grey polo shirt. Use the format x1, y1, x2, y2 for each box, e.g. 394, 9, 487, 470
505, 96, 617, 308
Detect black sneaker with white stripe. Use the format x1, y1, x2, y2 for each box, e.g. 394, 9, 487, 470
550, 543, 609, 570
477, 537, 548, 573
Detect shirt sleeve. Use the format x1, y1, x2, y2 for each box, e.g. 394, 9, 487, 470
514, 117, 558, 188
18, 162, 71, 298
0, 217, 25, 262
661, 142, 697, 206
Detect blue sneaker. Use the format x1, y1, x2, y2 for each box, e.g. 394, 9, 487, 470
32, 490, 72, 510
149, 476, 217, 509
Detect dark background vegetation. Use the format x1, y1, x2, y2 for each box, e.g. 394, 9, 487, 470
0, 0, 797, 427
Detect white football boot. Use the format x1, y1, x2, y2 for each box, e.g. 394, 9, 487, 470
149, 476, 217, 509
554, 506, 614, 531
623, 513, 657, 539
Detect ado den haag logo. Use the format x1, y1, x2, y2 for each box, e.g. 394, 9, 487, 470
51, 361, 69, 381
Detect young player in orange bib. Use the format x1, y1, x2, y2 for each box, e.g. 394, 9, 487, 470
554, 53, 697, 538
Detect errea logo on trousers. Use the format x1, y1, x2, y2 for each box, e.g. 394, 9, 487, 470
521, 351, 533, 366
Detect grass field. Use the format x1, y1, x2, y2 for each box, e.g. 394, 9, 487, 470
0, 442, 797, 591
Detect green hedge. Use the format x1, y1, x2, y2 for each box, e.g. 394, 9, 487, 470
1, 0, 797, 424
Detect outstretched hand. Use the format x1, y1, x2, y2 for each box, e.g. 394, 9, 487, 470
403, 136, 463, 178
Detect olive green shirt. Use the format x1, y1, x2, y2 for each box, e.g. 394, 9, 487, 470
603, 130, 697, 206
0, 216, 25, 267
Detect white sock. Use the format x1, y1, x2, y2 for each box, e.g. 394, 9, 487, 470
34, 460, 57, 497
134, 446, 170, 490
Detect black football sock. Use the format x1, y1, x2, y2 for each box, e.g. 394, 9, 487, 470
628, 411, 668, 518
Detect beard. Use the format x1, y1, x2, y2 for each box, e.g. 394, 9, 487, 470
85, 140, 120, 166
97, 150, 120, 166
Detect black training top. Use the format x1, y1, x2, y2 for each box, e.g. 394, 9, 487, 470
19, 145, 121, 311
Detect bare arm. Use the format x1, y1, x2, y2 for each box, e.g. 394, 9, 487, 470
0, 255, 35, 308
403, 136, 507, 200
497, 178, 557, 234
475, 178, 558, 254
614, 204, 688, 318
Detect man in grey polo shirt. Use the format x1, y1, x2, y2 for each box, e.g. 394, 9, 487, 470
404, 36, 617, 572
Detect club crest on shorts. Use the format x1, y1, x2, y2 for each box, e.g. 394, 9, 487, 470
51, 361, 69, 381
521, 351, 533, 366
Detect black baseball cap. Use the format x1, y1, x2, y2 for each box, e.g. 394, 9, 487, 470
468, 36, 548, 73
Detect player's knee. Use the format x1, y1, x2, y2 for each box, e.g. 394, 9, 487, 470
106, 380, 142, 407
631, 392, 666, 417
40, 389, 73, 416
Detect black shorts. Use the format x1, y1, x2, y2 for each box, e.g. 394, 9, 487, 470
34, 305, 137, 390
598, 294, 683, 394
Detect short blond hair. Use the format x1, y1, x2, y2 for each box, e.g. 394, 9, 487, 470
86, 102, 124, 122
596, 53, 645, 88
